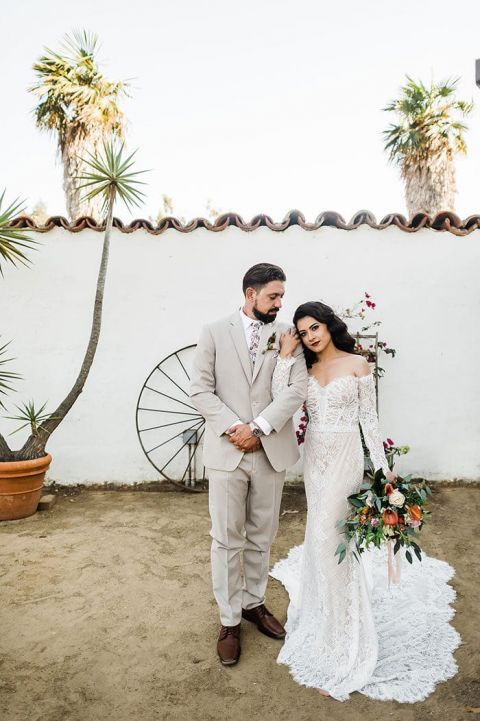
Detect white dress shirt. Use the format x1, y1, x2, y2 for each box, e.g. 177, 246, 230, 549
228, 310, 273, 436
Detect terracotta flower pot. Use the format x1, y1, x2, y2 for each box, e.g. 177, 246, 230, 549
0, 454, 52, 521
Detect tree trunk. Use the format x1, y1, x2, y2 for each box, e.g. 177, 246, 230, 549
18, 187, 115, 461
0, 433, 14, 461
62, 132, 106, 222
403, 149, 456, 219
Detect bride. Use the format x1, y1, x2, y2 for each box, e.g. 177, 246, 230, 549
270, 301, 460, 702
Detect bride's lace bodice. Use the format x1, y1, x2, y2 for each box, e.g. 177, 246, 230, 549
272, 357, 389, 473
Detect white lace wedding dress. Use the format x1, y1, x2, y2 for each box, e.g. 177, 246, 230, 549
269, 359, 461, 702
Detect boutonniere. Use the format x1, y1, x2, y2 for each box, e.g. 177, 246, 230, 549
262, 331, 278, 354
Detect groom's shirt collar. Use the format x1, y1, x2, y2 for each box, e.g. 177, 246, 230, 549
240, 309, 263, 331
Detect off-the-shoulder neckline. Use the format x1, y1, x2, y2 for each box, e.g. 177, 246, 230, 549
308, 373, 372, 390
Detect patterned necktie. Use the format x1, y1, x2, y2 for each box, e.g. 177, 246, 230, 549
249, 321, 262, 367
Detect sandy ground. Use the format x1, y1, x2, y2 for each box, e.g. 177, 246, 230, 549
1, 484, 479, 721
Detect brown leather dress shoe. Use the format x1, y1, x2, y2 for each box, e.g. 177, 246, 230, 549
217, 624, 241, 666
242, 604, 286, 639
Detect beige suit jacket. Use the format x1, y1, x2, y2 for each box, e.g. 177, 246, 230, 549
189, 311, 308, 472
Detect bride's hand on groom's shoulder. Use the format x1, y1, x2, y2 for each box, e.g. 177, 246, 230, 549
279, 327, 300, 358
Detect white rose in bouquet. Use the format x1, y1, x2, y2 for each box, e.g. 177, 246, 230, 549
389, 489, 405, 507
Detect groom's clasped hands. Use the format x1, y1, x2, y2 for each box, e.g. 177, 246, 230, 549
226, 328, 300, 453
226, 424, 262, 452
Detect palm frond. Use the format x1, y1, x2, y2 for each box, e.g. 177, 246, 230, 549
0, 339, 21, 409
5, 399, 55, 435
63, 29, 100, 62
0, 190, 38, 274
30, 29, 128, 142
382, 76, 473, 164
77, 140, 148, 213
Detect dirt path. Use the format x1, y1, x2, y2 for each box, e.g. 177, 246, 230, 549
1, 485, 478, 721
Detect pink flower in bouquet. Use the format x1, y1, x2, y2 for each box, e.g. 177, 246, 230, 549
370, 517, 379, 528
407, 518, 421, 529
365, 491, 374, 507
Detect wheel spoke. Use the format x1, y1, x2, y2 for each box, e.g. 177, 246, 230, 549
175, 352, 190, 381
146, 418, 204, 455
139, 417, 205, 433
159, 423, 204, 474
157, 367, 190, 398
138, 407, 202, 417
179, 428, 205, 482
144, 385, 196, 411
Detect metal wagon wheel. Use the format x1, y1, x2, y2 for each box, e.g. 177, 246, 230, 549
136, 345, 206, 491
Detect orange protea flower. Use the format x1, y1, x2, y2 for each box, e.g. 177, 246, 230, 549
382, 509, 399, 526
408, 504, 422, 521
384, 483, 395, 496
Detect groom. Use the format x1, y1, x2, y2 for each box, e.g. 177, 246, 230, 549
190, 263, 308, 666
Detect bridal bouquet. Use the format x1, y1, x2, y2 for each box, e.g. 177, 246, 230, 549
334, 469, 431, 570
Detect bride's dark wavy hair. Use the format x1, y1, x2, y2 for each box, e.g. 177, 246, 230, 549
293, 301, 357, 368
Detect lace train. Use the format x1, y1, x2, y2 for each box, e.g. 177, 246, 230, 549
270, 544, 461, 702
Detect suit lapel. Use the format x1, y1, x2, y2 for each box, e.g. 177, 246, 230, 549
252, 320, 277, 383
229, 312, 252, 383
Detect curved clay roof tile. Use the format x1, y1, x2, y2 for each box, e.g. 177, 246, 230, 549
7, 211, 480, 235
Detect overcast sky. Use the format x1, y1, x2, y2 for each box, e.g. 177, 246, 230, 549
3, 0, 480, 222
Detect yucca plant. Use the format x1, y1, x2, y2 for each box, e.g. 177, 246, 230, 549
383, 76, 472, 218
0, 192, 37, 455
30, 30, 128, 221
0, 141, 147, 462
0, 341, 21, 412
5, 400, 56, 436
0, 191, 37, 274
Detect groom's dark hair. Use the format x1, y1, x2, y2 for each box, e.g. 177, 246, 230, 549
242, 263, 286, 294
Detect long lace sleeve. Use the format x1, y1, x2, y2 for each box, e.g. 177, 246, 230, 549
272, 356, 296, 399
358, 373, 390, 474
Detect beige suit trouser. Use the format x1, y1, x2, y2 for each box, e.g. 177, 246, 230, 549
207, 448, 285, 627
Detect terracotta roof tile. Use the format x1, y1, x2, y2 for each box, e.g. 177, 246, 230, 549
9, 210, 480, 235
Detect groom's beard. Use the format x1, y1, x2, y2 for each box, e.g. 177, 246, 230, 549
253, 305, 278, 324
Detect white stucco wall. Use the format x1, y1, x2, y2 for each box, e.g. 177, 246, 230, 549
1, 224, 479, 483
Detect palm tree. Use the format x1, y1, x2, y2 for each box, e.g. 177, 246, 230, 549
383, 77, 472, 218
29, 30, 128, 221
0, 141, 146, 461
